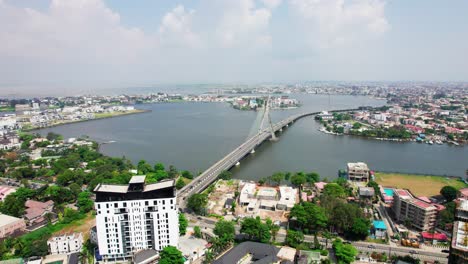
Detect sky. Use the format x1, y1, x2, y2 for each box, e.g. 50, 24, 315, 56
1, 0, 467, 94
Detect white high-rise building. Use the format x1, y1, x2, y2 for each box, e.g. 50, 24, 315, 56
94, 176, 178, 262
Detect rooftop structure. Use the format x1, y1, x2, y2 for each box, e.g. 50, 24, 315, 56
347, 162, 370, 182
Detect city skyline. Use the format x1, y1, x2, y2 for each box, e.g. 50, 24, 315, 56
1, 0, 468, 94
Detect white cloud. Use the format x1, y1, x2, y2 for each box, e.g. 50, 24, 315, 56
289, 0, 389, 48
159, 5, 199, 47
0, 0, 153, 64
215, 0, 273, 48
261, 0, 283, 9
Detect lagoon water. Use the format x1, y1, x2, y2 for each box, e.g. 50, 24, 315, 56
36, 94, 468, 179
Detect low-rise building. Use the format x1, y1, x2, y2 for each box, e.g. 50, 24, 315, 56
347, 162, 370, 182
239, 182, 256, 206
371, 220, 387, 239
314, 182, 328, 195
392, 189, 438, 231
277, 186, 297, 210
359, 187, 375, 199
0, 214, 26, 238
24, 200, 54, 226
47, 233, 83, 255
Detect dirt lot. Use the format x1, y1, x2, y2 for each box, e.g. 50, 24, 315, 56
375, 172, 467, 197
207, 180, 238, 216
53, 213, 96, 240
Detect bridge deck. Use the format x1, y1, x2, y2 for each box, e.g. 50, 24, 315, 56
177, 108, 359, 209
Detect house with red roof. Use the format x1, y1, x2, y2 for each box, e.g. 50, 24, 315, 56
24, 200, 54, 226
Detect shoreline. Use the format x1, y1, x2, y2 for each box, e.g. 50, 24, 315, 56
317, 126, 464, 146
24, 109, 151, 132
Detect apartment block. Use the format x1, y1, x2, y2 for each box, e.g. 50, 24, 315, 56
392, 189, 438, 231
94, 176, 178, 262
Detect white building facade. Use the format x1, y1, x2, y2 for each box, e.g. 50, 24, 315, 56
47, 233, 83, 255
94, 176, 178, 262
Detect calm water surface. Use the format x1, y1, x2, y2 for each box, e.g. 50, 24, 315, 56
36, 95, 467, 179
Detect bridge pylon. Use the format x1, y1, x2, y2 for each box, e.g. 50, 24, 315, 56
259, 95, 278, 141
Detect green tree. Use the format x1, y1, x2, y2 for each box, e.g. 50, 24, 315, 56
0, 194, 26, 217
266, 218, 280, 241
290, 202, 328, 232
77, 191, 94, 213
154, 162, 165, 171
175, 178, 186, 190
240, 217, 271, 243
159, 246, 184, 264
291, 173, 306, 187
179, 213, 188, 236
187, 193, 208, 215
218, 170, 232, 180
270, 172, 284, 186
440, 186, 458, 202
286, 229, 304, 248
214, 220, 235, 243
181, 170, 193, 179
305, 172, 320, 183
347, 218, 370, 240
323, 183, 346, 198
333, 239, 357, 264
137, 160, 153, 174
194, 226, 202, 238
168, 165, 178, 179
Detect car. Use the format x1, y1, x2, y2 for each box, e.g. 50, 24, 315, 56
368, 245, 376, 249
441, 249, 450, 253
409, 250, 417, 254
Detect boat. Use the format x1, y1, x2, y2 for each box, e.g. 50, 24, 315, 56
435, 140, 443, 145
428, 140, 433, 145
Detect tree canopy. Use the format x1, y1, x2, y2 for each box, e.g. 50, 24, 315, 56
333, 239, 358, 264
440, 186, 458, 202
187, 193, 208, 215
240, 217, 271, 243
159, 246, 184, 264
179, 213, 188, 236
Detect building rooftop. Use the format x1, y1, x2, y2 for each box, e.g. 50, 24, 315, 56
129, 175, 146, 184
133, 249, 159, 264
373, 220, 387, 230
213, 241, 279, 264
0, 214, 23, 226
347, 162, 369, 170
94, 179, 175, 194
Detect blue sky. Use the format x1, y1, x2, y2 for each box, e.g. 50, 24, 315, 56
1, 0, 467, 93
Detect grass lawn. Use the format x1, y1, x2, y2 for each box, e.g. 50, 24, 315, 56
375, 172, 467, 197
